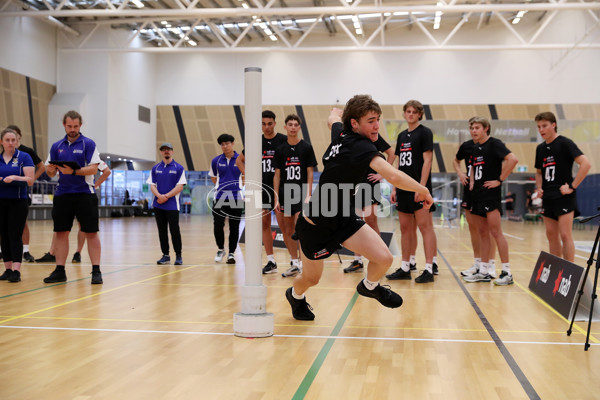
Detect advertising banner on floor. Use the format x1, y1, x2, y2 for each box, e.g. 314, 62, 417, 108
528, 251, 600, 321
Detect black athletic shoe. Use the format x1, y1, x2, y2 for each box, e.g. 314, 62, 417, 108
432, 263, 439, 275
343, 260, 364, 273
356, 281, 403, 308
72, 252, 81, 263
8, 270, 21, 282
385, 268, 411, 280
262, 261, 277, 274
285, 287, 315, 320
226, 253, 235, 264
91, 270, 103, 284
0, 269, 11, 280
23, 252, 35, 263
415, 270, 434, 283
157, 255, 170, 265
36, 252, 56, 263
174, 255, 183, 265
409, 263, 417, 271
43, 268, 67, 283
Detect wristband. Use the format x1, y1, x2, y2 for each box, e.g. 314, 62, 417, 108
72, 170, 77, 175
569, 183, 575, 190
498, 178, 503, 183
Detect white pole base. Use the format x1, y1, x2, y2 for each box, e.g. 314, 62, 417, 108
233, 312, 274, 338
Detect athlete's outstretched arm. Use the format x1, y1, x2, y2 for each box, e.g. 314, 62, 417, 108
370, 156, 433, 208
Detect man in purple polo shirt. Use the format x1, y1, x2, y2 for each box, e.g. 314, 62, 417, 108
147, 142, 187, 265
43, 110, 104, 284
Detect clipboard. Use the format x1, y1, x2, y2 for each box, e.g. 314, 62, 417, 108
49, 160, 81, 170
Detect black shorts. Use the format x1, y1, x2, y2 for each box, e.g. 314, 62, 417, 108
355, 181, 382, 208
542, 195, 579, 221
395, 190, 436, 214
461, 186, 471, 210
262, 185, 277, 211
53, 193, 99, 233
470, 199, 502, 217
295, 214, 365, 260
279, 201, 303, 216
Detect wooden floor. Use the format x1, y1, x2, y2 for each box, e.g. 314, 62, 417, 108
1, 215, 600, 400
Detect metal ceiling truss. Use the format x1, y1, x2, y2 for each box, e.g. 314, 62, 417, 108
2, 0, 600, 52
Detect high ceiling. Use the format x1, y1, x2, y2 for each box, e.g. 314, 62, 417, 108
2, 0, 600, 52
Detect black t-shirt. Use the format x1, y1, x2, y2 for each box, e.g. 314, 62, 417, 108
273, 139, 318, 191
243, 133, 287, 189
307, 122, 380, 224
456, 139, 476, 188
471, 137, 511, 201
394, 124, 433, 193
363, 135, 391, 182
18, 144, 42, 166
534, 135, 583, 200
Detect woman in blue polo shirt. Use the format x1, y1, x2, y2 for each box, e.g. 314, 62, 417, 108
0, 128, 34, 282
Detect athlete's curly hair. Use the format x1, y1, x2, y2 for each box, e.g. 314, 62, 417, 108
342, 95, 382, 132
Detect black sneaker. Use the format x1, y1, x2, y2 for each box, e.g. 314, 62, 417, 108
174, 255, 183, 265
262, 261, 277, 274
8, 270, 21, 282
343, 260, 363, 273
36, 252, 56, 263
226, 253, 235, 264
409, 263, 417, 271
72, 252, 81, 263
43, 268, 67, 283
415, 270, 434, 283
23, 252, 35, 263
157, 255, 170, 265
91, 270, 103, 284
285, 287, 315, 320
356, 281, 403, 308
432, 263, 439, 275
0, 269, 11, 280
385, 268, 411, 280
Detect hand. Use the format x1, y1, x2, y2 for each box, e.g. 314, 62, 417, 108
3, 175, 15, 183
390, 190, 396, 205
47, 164, 58, 173
421, 192, 434, 209
414, 192, 421, 203
458, 172, 468, 186
274, 200, 281, 213
56, 165, 74, 175
483, 180, 502, 189
559, 183, 573, 196
367, 173, 383, 183
156, 194, 169, 204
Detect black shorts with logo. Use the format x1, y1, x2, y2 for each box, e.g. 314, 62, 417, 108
295, 214, 365, 260
542, 195, 579, 221
470, 199, 502, 217
395, 190, 436, 214
53, 193, 99, 233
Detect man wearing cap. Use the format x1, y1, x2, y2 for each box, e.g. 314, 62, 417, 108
147, 142, 187, 265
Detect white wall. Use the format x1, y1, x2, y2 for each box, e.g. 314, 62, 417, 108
0, 15, 56, 85
154, 48, 600, 106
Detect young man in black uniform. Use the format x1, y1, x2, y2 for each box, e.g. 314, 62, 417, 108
534, 112, 590, 262
7, 125, 45, 262
463, 117, 518, 286
236, 110, 288, 274
286, 95, 434, 321
273, 114, 317, 277
454, 128, 497, 277
344, 133, 395, 273
386, 100, 438, 283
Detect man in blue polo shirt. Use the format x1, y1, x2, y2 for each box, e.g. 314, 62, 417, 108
42, 110, 104, 284
209, 133, 243, 264
147, 142, 187, 265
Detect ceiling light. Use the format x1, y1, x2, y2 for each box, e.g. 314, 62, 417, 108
241, 2, 249, 9
188, 40, 197, 46
131, 0, 144, 8
434, 1, 443, 30
161, 21, 168, 25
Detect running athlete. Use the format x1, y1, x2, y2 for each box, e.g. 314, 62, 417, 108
286, 95, 433, 321
236, 110, 288, 274
463, 116, 518, 286
273, 114, 317, 277
534, 112, 590, 262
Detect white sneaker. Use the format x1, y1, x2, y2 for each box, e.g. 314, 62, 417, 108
460, 264, 479, 277
214, 250, 225, 262
463, 273, 492, 282
282, 263, 301, 277
493, 271, 514, 286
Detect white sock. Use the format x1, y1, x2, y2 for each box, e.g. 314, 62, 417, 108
432, 256, 438, 265
410, 255, 416, 265
292, 287, 305, 300
479, 262, 489, 275
401, 261, 410, 272
354, 255, 363, 263
474, 258, 481, 268
363, 278, 379, 290
425, 263, 433, 273
267, 254, 275, 263
23, 245, 29, 252
502, 263, 511, 273
291, 259, 299, 267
